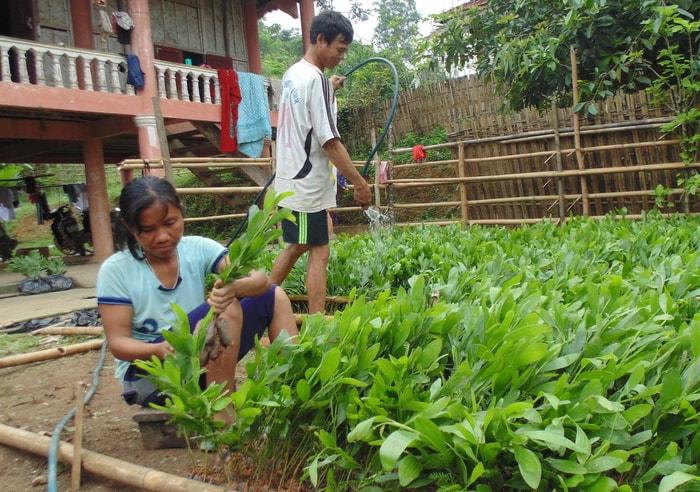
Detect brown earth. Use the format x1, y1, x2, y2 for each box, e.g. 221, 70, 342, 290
0, 347, 197, 491
11, 212, 53, 246
0, 339, 305, 491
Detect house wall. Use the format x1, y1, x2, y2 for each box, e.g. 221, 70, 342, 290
39, 0, 73, 46
35, 0, 249, 69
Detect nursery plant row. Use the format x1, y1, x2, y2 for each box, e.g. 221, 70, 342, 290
154, 210, 700, 491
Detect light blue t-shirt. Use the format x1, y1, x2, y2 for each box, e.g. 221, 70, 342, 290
96, 236, 227, 380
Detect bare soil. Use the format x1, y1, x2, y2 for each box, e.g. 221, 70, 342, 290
11, 212, 53, 246
0, 347, 202, 491
0, 340, 306, 491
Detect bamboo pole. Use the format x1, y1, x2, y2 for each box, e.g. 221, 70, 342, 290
0, 339, 105, 369
184, 212, 246, 223
570, 46, 590, 215
120, 157, 272, 167
383, 161, 700, 187
552, 96, 566, 222
175, 186, 263, 195
133, 161, 272, 169
371, 128, 382, 209
457, 141, 469, 225
31, 326, 104, 336
0, 423, 226, 492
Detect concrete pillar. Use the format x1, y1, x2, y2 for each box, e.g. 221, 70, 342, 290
70, 0, 94, 49
120, 169, 134, 186
127, 0, 157, 100
299, 0, 315, 52
133, 115, 164, 177
128, 0, 164, 170
83, 139, 113, 262
243, 0, 262, 74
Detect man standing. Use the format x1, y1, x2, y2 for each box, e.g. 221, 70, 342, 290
271, 11, 371, 314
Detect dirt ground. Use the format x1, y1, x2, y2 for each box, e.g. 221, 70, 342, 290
0, 342, 274, 491
0, 347, 199, 491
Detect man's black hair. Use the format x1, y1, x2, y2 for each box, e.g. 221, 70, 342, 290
310, 10, 354, 45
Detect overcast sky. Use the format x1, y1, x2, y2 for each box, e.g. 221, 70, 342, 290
262, 0, 460, 46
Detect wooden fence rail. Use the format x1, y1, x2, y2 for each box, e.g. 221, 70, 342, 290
117, 121, 696, 232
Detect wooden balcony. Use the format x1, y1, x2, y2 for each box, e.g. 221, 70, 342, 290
0, 36, 272, 117
0, 36, 278, 163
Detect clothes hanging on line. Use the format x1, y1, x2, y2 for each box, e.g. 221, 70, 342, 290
63, 183, 89, 211
0, 187, 19, 222
218, 68, 242, 153
236, 72, 272, 158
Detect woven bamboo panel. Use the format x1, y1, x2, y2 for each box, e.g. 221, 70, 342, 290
339, 74, 697, 224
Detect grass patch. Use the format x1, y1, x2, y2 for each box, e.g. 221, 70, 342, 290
0, 333, 94, 357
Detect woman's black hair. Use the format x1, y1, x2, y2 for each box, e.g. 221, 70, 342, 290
310, 10, 353, 45
118, 177, 184, 260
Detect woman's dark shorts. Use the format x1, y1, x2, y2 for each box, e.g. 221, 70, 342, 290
120, 284, 277, 406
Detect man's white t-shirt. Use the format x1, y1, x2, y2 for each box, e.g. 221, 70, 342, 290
274, 58, 339, 213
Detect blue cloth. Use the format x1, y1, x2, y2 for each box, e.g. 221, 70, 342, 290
126, 54, 145, 90
236, 72, 271, 157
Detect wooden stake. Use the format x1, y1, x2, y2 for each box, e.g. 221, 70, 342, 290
0, 423, 226, 492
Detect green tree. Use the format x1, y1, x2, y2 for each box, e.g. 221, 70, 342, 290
424, 0, 699, 114
258, 21, 303, 78
372, 0, 421, 88
316, 0, 370, 23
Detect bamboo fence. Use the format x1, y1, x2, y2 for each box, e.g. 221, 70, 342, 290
334, 73, 697, 226
118, 77, 697, 227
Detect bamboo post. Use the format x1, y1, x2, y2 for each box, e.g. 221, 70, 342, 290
387, 129, 395, 220
71, 383, 85, 490
31, 326, 104, 336
457, 141, 469, 225
552, 96, 566, 222
570, 46, 590, 215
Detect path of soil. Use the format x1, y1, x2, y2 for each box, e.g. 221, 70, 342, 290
0, 347, 200, 491
0, 340, 283, 491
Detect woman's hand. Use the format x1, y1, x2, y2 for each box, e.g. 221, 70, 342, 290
208, 270, 272, 314
155, 340, 175, 360
208, 278, 238, 314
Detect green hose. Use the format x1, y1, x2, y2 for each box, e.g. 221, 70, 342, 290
226, 57, 400, 247
47, 340, 108, 492
342, 57, 399, 178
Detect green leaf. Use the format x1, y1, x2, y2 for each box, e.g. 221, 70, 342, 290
548, 458, 588, 474
514, 445, 542, 489
398, 454, 422, 487
319, 346, 341, 385
296, 378, 311, 402
689, 315, 700, 359
380, 430, 416, 471
659, 369, 682, 409
659, 471, 700, 492
348, 417, 376, 442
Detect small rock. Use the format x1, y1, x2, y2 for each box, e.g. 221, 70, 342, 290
31, 475, 47, 487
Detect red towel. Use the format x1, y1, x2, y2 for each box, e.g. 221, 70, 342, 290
218, 69, 242, 153
413, 145, 426, 162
